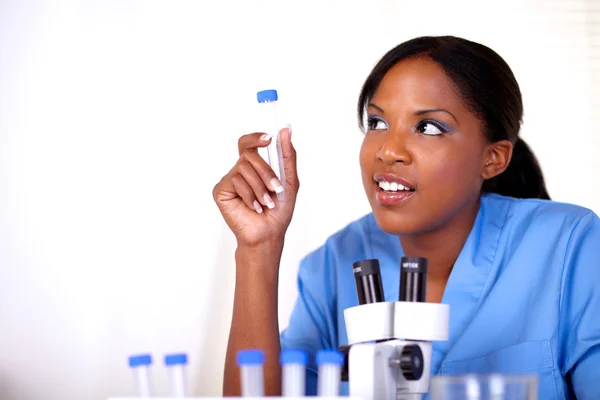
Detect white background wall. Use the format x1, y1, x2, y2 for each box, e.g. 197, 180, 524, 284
0, 1, 598, 399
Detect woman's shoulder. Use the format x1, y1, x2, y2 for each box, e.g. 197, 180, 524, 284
482, 193, 599, 229
481, 193, 599, 264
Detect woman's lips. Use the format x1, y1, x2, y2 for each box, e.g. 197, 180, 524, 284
375, 183, 415, 205
373, 173, 415, 190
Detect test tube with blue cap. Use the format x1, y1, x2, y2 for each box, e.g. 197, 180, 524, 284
128, 354, 153, 397
280, 349, 307, 397
164, 353, 188, 397
257, 89, 286, 201
316, 349, 344, 397
236, 349, 265, 397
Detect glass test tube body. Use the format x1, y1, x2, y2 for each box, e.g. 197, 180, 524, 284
240, 364, 265, 397
317, 363, 341, 397
259, 99, 286, 201
282, 362, 305, 397
168, 364, 187, 397
132, 365, 152, 397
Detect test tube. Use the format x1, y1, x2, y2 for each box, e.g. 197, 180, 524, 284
236, 349, 265, 397
280, 349, 307, 397
257, 89, 286, 201
164, 353, 188, 397
316, 349, 344, 397
128, 354, 153, 397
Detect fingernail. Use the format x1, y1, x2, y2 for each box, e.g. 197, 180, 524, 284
270, 178, 284, 193
285, 123, 292, 139
263, 193, 275, 209
253, 200, 263, 214
260, 134, 271, 141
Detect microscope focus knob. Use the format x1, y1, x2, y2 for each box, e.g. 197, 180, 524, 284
399, 344, 424, 381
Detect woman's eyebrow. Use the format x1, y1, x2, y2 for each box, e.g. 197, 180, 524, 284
415, 109, 459, 125
369, 103, 459, 125
368, 103, 385, 114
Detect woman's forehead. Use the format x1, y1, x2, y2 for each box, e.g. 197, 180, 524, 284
371, 57, 464, 113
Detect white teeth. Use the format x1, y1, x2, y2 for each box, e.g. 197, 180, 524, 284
378, 180, 411, 192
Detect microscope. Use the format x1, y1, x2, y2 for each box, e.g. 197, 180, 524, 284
342, 257, 450, 400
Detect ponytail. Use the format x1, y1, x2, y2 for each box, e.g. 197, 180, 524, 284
482, 138, 551, 200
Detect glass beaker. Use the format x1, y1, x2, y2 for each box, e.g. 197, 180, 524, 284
430, 374, 538, 400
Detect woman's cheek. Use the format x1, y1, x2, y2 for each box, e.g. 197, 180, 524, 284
419, 152, 474, 196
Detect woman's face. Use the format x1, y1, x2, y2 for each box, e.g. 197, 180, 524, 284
359, 57, 491, 235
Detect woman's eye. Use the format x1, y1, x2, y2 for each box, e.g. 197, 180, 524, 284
366, 116, 388, 131
415, 120, 448, 136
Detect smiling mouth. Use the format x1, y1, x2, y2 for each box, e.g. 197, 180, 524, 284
373, 177, 416, 205
376, 180, 415, 193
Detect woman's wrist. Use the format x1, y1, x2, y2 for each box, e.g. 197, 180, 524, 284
235, 240, 284, 284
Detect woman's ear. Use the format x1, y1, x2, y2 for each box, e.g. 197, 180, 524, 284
482, 140, 513, 180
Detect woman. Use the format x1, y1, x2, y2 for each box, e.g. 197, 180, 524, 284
213, 36, 600, 399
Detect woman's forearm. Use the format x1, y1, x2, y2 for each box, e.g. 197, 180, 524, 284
222, 242, 284, 396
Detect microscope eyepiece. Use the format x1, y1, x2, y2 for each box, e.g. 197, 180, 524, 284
399, 257, 427, 303
352, 259, 385, 305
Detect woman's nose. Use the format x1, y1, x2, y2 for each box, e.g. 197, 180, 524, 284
376, 132, 412, 165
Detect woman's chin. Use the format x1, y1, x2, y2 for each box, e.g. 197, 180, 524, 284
372, 211, 422, 236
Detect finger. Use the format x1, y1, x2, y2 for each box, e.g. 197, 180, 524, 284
231, 173, 264, 214
238, 132, 272, 156
237, 159, 276, 210
279, 125, 298, 187
240, 151, 285, 194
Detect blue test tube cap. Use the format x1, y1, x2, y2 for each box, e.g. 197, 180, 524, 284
257, 89, 278, 103
280, 349, 308, 365
164, 353, 188, 366
128, 353, 152, 368
236, 349, 265, 366
316, 349, 344, 366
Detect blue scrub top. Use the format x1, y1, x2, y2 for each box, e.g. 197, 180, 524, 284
279, 193, 600, 399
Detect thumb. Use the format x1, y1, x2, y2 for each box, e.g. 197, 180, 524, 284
280, 124, 298, 188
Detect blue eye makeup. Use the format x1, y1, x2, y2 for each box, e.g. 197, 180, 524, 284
365, 115, 454, 136
414, 119, 452, 136
366, 114, 389, 131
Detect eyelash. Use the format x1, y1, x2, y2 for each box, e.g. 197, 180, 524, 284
415, 118, 451, 135
366, 115, 451, 135
366, 115, 387, 131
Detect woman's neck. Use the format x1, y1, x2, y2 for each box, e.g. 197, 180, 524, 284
399, 196, 481, 282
